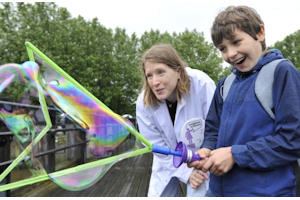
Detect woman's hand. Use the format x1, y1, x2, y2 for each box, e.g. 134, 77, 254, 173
189, 169, 209, 189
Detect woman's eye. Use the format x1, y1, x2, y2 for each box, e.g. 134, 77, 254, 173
146, 74, 152, 79
158, 70, 165, 76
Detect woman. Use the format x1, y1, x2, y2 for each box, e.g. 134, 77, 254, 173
136, 44, 216, 196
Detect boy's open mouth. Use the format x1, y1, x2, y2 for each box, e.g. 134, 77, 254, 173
234, 56, 246, 65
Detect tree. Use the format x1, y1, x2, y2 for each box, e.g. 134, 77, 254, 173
104, 28, 140, 115
0, 2, 72, 63
0, 2, 140, 115
272, 30, 300, 70
0, 2, 228, 116
172, 29, 224, 82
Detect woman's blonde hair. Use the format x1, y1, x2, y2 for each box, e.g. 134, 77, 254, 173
141, 44, 190, 107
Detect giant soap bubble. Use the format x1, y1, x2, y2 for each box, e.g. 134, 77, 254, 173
0, 42, 152, 192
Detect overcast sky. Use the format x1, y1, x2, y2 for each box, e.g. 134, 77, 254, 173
54, 0, 300, 46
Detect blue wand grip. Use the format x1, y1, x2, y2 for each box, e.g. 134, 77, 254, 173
152, 144, 182, 157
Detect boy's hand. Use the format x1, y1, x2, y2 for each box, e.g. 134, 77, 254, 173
189, 169, 209, 189
188, 148, 211, 169
203, 146, 235, 176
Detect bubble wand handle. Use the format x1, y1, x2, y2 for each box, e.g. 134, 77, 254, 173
151, 142, 201, 168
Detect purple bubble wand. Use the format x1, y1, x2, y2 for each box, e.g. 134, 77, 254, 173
151, 141, 201, 168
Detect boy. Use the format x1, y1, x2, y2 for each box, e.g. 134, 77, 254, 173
189, 6, 300, 196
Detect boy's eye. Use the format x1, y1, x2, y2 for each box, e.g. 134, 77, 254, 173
218, 46, 225, 52
233, 40, 241, 45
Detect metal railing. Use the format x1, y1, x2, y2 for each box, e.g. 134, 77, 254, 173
0, 100, 137, 196
0, 101, 86, 196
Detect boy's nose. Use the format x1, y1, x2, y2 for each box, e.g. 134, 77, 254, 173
227, 47, 238, 59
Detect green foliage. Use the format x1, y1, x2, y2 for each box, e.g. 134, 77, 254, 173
272, 30, 300, 70
0, 2, 228, 116
172, 30, 224, 82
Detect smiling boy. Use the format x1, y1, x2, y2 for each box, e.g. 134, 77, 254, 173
189, 6, 300, 196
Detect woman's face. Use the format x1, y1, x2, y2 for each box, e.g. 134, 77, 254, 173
144, 61, 180, 102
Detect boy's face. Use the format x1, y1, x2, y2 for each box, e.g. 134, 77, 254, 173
217, 27, 265, 72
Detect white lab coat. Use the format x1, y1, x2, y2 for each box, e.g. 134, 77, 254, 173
136, 67, 216, 196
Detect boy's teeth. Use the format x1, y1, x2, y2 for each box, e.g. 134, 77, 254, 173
236, 57, 245, 64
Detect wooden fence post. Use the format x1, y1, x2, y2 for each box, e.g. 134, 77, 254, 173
0, 135, 12, 197
79, 130, 86, 164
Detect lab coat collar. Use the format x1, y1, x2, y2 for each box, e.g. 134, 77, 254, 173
153, 97, 186, 150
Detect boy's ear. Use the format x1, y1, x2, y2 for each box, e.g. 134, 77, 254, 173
257, 24, 265, 42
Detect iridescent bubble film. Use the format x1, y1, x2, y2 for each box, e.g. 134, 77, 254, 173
0, 108, 35, 143
0, 63, 47, 183
0, 54, 140, 192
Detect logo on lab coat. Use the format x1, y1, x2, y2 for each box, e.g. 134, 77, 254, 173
181, 118, 204, 151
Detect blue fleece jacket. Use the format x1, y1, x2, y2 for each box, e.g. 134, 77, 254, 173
203, 49, 300, 196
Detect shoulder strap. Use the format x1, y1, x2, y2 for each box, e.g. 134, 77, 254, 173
255, 59, 287, 120
221, 73, 236, 101
221, 59, 286, 116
